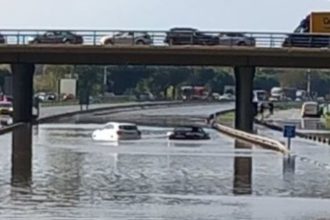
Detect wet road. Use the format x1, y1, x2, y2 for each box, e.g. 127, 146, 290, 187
1, 123, 330, 219
1, 103, 330, 219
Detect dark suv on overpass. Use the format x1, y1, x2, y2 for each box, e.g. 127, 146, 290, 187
164, 28, 219, 46
29, 31, 83, 44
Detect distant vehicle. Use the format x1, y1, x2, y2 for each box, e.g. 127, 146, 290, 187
137, 92, 155, 101
218, 33, 256, 46
219, 93, 235, 101
0, 100, 13, 126
211, 93, 221, 100
283, 12, 330, 48
100, 32, 153, 45
29, 31, 83, 44
295, 90, 308, 101
34, 92, 57, 102
180, 86, 209, 101
0, 34, 5, 44
270, 87, 297, 101
164, 28, 219, 46
270, 87, 283, 101
301, 101, 321, 118
92, 122, 141, 142
253, 90, 268, 102
0, 101, 13, 114
167, 126, 210, 140
62, 93, 75, 101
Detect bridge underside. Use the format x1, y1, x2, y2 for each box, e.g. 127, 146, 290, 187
1, 46, 330, 68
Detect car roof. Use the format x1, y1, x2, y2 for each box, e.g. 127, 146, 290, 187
105, 122, 137, 127
170, 28, 198, 32
174, 126, 203, 130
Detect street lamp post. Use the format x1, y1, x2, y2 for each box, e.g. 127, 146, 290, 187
103, 66, 108, 96
307, 69, 311, 99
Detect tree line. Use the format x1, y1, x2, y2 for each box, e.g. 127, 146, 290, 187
1, 65, 330, 98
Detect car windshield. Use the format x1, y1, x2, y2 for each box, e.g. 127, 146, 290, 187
119, 125, 138, 130
174, 127, 203, 132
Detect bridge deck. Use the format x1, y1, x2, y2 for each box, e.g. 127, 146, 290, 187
0, 45, 329, 67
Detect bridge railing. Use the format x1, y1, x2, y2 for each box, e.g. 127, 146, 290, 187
0, 29, 330, 48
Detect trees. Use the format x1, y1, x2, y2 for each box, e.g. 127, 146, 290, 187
33, 65, 330, 100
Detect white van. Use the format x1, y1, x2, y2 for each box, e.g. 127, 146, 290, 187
301, 101, 321, 118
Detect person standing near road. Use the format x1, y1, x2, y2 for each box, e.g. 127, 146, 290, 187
269, 101, 274, 115
259, 103, 265, 121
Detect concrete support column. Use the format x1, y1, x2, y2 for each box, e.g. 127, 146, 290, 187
11, 63, 35, 123
10, 63, 35, 186
234, 66, 255, 133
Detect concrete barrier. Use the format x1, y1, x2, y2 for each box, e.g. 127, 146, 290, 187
213, 123, 289, 154
255, 118, 330, 146
0, 122, 26, 135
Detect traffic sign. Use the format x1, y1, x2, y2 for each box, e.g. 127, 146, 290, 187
284, 125, 296, 138
284, 125, 296, 150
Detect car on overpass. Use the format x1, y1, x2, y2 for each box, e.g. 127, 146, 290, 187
100, 32, 153, 46
282, 27, 330, 48
283, 13, 330, 48
28, 31, 83, 44
164, 28, 219, 46
218, 33, 256, 46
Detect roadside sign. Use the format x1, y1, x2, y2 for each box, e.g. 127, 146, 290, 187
284, 125, 296, 138
284, 125, 296, 150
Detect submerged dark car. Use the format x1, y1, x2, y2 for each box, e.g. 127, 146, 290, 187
29, 31, 83, 44
164, 28, 219, 46
167, 126, 210, 140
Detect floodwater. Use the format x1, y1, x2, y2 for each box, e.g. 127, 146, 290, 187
1, 124, 330, 220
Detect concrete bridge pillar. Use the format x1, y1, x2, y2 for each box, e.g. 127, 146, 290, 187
11, 63, 35, 123
234, 66, 255, 133
10, 63, 35, 186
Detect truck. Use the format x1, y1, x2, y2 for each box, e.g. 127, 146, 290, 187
180, 86, 209, 101
269, 87, 297, 101
283, 12, 330, 48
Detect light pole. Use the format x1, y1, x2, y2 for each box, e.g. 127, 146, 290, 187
307, 69, 311, 99
103, 66, 108, 96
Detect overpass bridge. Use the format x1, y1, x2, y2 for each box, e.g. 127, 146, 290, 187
2, 29, 329, 133
2, 29, 330, 174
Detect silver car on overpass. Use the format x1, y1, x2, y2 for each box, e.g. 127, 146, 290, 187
100, 32, 153, 46
218, 33, 256, 46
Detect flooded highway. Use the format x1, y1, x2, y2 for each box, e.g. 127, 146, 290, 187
1, 123, 330, 219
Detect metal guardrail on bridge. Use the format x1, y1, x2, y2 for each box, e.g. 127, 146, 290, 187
0, 29, 330, 48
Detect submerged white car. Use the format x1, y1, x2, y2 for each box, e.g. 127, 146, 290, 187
92, 122, 142, 142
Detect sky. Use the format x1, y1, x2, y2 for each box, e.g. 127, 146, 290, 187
1, 0, 330, 32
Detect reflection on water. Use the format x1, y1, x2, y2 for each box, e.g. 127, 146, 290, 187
233, 141, 252, 195
1, 124, 330, 219
11, 123, 32, 188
